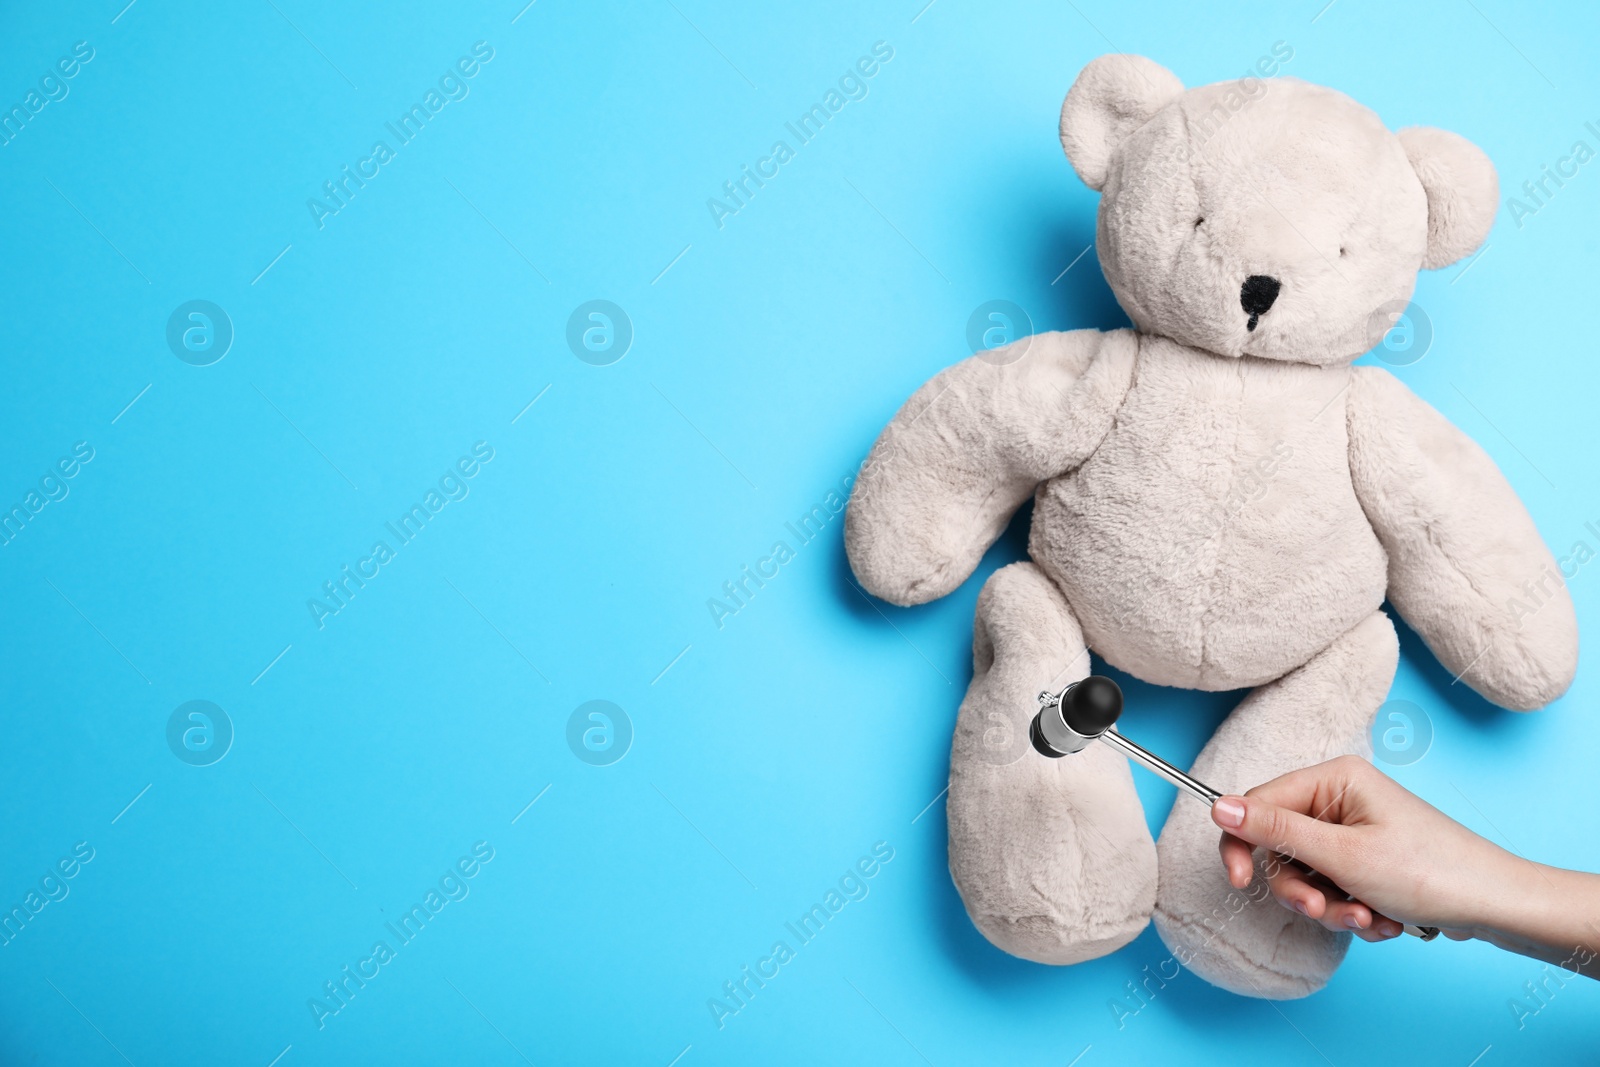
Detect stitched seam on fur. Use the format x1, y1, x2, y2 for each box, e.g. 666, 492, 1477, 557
1193, 356, 1252, 686
1071, 330, 1142, 481
976, 908, 1150, 943
1153, 904, 1331, 990
1075, 331, 1140, 478
1344, 370, 1395, 584
1422, 519, 1494, 607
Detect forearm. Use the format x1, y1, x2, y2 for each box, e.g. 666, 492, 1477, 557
1468, 858, 1600, 978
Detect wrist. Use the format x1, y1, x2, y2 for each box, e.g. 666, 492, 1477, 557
1460, 845, 1540, 932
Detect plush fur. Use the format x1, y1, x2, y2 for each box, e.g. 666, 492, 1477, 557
845, 56, 1578, 998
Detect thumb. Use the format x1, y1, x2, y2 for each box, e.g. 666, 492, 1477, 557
1212, 794, 1347, 872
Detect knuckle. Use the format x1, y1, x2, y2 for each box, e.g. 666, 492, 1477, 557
1257, 807, 1292, 851
1264, 851, 1295, 881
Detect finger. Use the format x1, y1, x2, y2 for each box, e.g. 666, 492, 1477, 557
1291, 862, 1347, 900
1264, 861, 1327, 918
1212, 794, 1351, 875
1219, 832, 1255, 888
1364, 910, 1404, 940
1274, 861, 1378, 933
1342, 905, 1402, 942
1315, 897, 1373, 934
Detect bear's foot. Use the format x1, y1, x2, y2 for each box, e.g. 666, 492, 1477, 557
1153, 610, 1399, 998
948, 562, 1156, 964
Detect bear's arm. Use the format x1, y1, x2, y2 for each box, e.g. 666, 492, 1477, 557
844, 328, 1138, 606
1347, 366, 1578, 710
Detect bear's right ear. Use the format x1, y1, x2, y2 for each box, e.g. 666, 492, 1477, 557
1060, 55, 1185, 191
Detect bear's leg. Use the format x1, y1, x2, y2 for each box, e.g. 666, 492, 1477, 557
1152, 609, 1399, 999
948, 561, 1157, 964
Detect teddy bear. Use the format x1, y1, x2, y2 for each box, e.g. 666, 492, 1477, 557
844, 54, 1579, 999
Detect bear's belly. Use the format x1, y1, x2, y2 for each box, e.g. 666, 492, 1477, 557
1029, 337, 1388, 691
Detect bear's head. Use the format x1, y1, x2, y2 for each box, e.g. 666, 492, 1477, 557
1060, 55, 1497, 365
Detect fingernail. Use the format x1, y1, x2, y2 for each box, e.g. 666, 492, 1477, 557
1343, 915, 1363, 930
1293, 901, 1309, 916
1213, 797, 1245, 828
1379, 922, 1401, 938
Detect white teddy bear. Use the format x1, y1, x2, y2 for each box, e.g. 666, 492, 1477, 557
845, 54, 1579, 998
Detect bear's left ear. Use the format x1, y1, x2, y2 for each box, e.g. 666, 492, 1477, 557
1398, 126, 1499, 269
1060, 55, 1185, 191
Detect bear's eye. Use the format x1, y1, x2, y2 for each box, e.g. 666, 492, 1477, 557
1339, 246, 1348, 257
1194, 217, 1205, 230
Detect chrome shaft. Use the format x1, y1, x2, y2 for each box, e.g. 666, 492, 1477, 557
1096, 730, 1222, 806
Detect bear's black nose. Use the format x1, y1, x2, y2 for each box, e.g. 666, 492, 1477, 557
1240, 275, 1280, 331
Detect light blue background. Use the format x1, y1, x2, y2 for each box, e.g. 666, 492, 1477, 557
1, 0, 1596, 1063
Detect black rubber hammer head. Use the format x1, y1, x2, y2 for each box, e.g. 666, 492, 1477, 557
1030, 676, 1124, 757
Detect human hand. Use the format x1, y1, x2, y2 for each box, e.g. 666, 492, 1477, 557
1209, 755, 1520, 942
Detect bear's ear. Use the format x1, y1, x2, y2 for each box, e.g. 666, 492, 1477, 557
1060, 55, 1185, 191
1398, 126, 1499, 269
